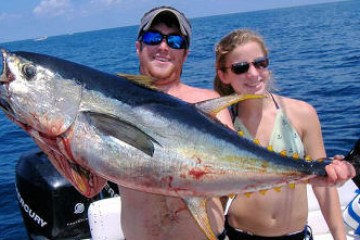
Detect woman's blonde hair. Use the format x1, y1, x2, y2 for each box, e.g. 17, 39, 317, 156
214, 29, 271, 96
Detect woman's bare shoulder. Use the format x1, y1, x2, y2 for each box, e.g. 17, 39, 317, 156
276, 95, 317, 116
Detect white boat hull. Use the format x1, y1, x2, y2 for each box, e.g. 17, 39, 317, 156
87, 180, 360, 239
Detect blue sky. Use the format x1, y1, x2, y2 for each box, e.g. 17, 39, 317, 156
1, 0, 346, 43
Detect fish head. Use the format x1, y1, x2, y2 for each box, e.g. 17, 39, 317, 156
0, 49, 81, 137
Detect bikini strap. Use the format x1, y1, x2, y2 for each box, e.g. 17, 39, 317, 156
230, 104, 238, 122
269, 92, 280, 110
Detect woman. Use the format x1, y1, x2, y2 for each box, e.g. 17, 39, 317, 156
214, 29, 346, 240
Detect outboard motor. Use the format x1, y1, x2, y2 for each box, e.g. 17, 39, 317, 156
15, 150, 104, 240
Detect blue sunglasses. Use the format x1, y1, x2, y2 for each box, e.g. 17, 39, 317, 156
139, 31, 188, 50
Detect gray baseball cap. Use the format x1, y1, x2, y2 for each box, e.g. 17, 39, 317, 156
138, 6, 192, 41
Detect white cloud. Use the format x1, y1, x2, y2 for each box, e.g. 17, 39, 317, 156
33, 0, 73, 17
90, 0, 123, 6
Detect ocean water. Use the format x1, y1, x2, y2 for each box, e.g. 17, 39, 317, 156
0, 1, 359, 238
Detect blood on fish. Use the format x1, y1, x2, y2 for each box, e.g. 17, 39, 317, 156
189, 168, 208, 180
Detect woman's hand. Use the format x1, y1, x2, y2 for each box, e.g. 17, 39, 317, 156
310, 155, 356, 187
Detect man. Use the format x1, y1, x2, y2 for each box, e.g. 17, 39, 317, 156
118, 6, 355, 240
118, 6, 232, 240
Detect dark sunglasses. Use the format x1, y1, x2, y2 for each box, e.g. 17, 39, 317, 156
139, 31, 188, 50
229, 57, 269, 75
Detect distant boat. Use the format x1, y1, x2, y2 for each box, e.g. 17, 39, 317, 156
34, 36, 48, 41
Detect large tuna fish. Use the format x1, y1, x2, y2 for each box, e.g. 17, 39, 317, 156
1, 49, 359, 239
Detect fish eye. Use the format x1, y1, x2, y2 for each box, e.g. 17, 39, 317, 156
22, 64, 37, 80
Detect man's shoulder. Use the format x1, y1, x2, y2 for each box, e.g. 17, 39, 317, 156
183, 85, 220, 102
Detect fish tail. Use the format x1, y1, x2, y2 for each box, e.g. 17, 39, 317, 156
345, 138, 360, 176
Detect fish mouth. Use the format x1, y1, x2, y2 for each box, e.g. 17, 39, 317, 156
0, 49, 14, 115
0, 48, 13, 84
0, 98, 14, 116
0, 49, 7, 82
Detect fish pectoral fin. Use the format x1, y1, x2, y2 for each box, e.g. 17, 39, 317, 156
116, 73, 158, 90
194, 94, 266, 117
84, 111, 159, 157
183, 197, 217, 240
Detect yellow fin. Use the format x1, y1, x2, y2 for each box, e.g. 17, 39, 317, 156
228, 193, 236, 199
288, 183, 296, 189
183, 197, 217, 240
253, 139, 260, 145
305, 155, 312, 162
292, 152, 299, 159
279, 150, 287, 157
116, 73, 157, 90
237, 130, 244, 137
267, 145, 273, 151
244, 192, 252, 198
273, 187, 282, 192
195, 94, 266, 117
259, 189, 268, 195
